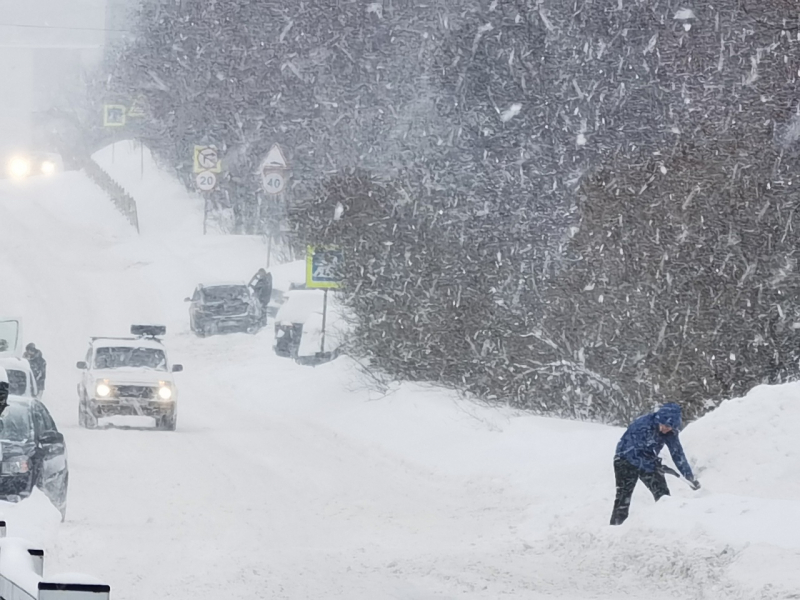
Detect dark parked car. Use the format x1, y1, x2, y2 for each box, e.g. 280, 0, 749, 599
0, 397, 68, 520
186, 283, 264, 337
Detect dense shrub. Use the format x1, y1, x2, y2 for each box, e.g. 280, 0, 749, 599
110, 0, 800, 424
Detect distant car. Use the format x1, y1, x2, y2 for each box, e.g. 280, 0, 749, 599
0, 357, 39, 399
0, 396, 69, 521
273, 289, 347, 363
76, 325, 183, 430
186, 283, 264, 337
0, 148, 62, 180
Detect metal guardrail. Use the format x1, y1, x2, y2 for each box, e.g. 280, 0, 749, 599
0, 521, 110, 600
81, 158, 140, 233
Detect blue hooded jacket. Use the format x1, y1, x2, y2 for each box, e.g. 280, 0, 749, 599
615, 403, 694, 479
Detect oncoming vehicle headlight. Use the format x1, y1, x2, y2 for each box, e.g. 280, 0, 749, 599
8, 156, 32, 180
95, 382, 112, 398
157, 385, 173, 401
40, 160, 56, 176
1, 457, 30, 475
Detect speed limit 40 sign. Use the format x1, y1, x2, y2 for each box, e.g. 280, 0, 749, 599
262, 170, 286, 195
259, 144, 289, 195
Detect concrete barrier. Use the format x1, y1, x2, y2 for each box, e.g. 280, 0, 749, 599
0, 521, 110, 600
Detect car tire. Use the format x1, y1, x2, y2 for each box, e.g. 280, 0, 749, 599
55, 472, 68, 522
158, 410, 177, 431
79, 396, 97, 430
192, 316, 206, 337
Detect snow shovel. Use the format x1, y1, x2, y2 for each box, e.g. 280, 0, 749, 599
658, 464, 701, 490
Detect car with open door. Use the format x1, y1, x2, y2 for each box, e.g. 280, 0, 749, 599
0, 320, 40, 398
76, 325, 183, 430
0, 317, 23, 358
0, 357, 39, 399
186, 283, 264, 336
0, 396, 68, 520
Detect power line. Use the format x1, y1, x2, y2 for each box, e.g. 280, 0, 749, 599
0, 22, 131, 33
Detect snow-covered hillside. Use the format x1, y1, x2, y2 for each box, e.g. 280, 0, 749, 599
1, 160, 798, 600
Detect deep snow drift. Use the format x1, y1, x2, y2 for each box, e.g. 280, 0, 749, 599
0, 155, 798, 599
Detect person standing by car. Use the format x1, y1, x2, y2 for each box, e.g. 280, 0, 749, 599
23, 343, 46, 395
610, 402, 701, 525
250, 269, 273, 324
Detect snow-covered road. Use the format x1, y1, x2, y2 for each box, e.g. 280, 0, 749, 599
1, 161, 798, 599
0, 171, 563, 599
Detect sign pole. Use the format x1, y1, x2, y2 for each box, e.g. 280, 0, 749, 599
267, 232, 273, 268
320, 289, 328, 355
306, 245, 343, 361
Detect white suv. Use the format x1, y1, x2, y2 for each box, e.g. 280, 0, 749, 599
76, 326, 183, 430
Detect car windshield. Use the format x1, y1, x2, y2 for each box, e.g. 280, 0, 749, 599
6, 370, 27, 396
0, 403, 33, 443
202, 286, 249, 302
94, 346, 167, 371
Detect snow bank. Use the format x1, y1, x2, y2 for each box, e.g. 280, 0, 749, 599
92, 140, 205, 237
268, 259, 305, 293
684, 381, 800, 500
530, 384, 800, 600
275, 289, 327, 325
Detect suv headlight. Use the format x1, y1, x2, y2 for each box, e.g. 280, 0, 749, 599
157, 384, 173, 401
8, 156, 32, 179
2, 457, 30, 475
41, 160, 56, 176
96, 382, 112, 397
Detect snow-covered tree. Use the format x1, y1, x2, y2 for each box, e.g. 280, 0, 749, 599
110, 0, 800, 424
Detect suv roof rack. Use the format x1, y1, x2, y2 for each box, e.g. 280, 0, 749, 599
131, 325, 167, 338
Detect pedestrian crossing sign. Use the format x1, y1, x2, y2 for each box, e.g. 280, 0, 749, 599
306, 246, 343, 289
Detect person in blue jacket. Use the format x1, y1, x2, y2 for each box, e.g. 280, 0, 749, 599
610, 402, 701, 525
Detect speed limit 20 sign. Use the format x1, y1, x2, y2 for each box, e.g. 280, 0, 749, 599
196, 171, 217, 191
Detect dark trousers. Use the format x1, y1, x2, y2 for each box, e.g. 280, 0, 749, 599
610, 456, 670, 525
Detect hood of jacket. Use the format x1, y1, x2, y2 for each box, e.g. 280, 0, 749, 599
654, 402, 682, 431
